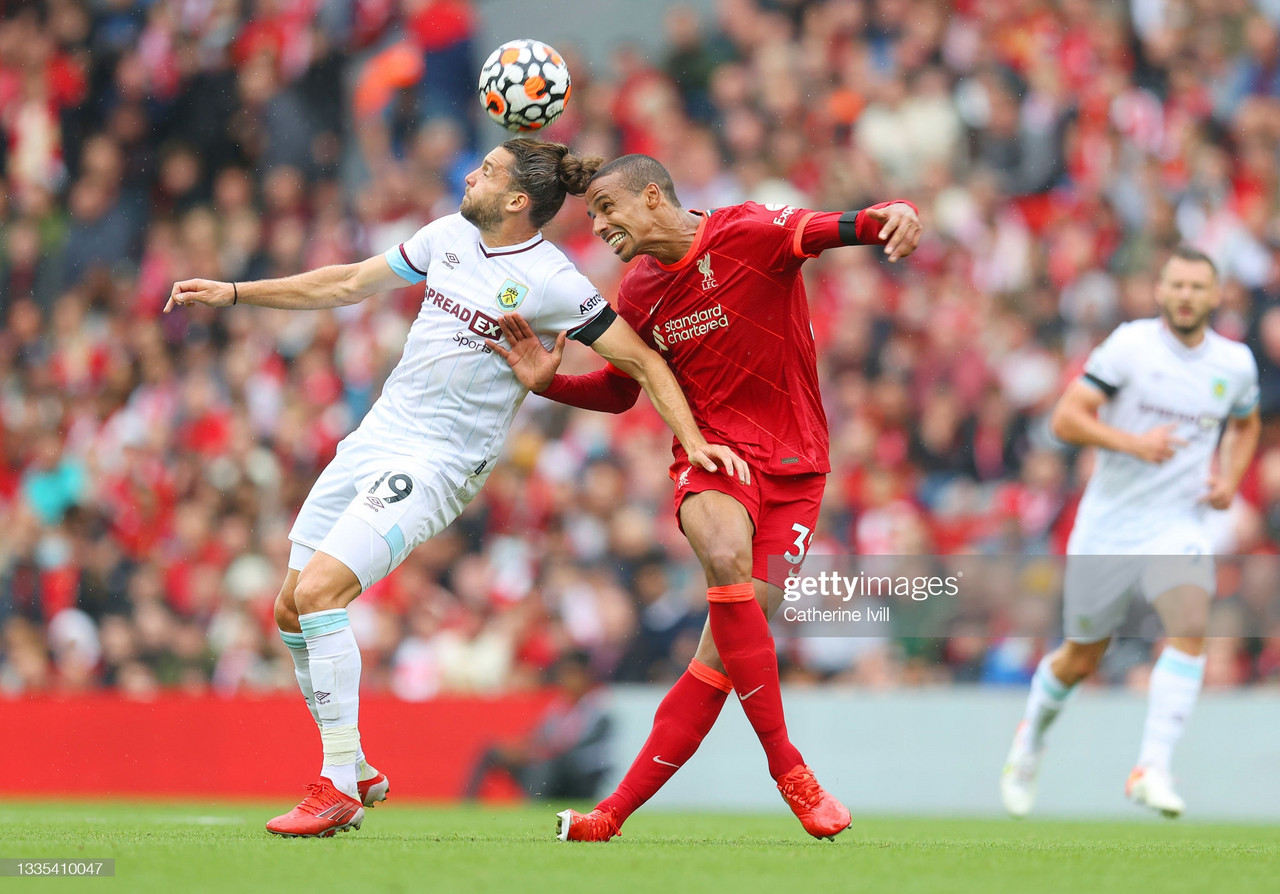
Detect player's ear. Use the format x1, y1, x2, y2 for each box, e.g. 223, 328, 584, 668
644, 183, 661, 208
506, 191, 529, 214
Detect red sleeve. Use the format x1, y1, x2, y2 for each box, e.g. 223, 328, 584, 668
796, 200, 918, 257
536, 363, 641, 414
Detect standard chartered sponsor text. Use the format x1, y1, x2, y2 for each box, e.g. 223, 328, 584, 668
665, 305, 729, 341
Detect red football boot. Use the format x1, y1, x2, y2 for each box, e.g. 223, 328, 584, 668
358, 764, 390, 808
776, 764, 851, 839
266, 777, 365, 838
555, 807, 621, 842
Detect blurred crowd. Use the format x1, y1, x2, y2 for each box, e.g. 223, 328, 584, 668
5, 0, 1280, 699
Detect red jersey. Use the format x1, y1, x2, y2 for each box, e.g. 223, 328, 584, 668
616, 202, 837, 476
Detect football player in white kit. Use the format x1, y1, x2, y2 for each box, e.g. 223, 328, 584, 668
166, 139, 749, 838
1001, 246, 1260, 818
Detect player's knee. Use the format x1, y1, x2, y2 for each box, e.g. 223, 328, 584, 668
1167, 636, 1205, 657
693, 643, 725, 676
1059, 644, 1103, 682
292, 571, 344, 616
273, 590, 298, 631
700, 545, 751, 586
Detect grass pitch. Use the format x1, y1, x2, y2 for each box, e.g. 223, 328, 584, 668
1, 801, 1275, 894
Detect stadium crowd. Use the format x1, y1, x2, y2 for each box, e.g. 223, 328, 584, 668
4, 0, 1280, 699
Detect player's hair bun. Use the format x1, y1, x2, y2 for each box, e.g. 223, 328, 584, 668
559, 153, 604, 196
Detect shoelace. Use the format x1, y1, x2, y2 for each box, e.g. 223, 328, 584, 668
300, 782, 345, 810
781, 775, 821, 809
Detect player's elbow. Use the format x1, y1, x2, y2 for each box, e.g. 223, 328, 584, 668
337, 263, 377, 306
1049, 404, 1081, 444
612, 353, 654, 388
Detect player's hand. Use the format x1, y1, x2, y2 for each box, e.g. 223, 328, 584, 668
489, 312, 565, 392
1131, 423, 1187, 464
1199, 474, 1236, 510
165, 279, 235, 313
688, 443, 751, 485
866, 203, 922, 263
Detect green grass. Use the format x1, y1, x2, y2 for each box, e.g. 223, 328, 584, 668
1, 801, 1276, 894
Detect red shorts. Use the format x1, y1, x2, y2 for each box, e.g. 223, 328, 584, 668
670, 461, 826, 588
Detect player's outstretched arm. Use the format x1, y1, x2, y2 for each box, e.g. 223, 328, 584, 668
491, 313, 642, 413
1202, 408, 1261, 509
165, 255, 410, 313
1051, 379, 1187, 463
589, 316, 751, 484
796, 200, 922, 262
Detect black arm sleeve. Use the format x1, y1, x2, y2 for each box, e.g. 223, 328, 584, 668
569, 305, 617, 345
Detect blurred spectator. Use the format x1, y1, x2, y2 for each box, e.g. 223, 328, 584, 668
463, 650, 612, 799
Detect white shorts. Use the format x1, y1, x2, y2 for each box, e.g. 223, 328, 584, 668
1063, 525, 1216, 643
289, 438, 492, 591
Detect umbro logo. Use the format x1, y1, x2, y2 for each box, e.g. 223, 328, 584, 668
443, 252, 460, 268
365, 496, 384, 511
315, 691, 331, 705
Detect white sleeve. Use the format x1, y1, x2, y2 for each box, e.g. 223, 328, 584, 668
384, 218, 448, 284
1081, 325, 1135, 396
535, 266, 615, 345
1231, 350, 1260, 417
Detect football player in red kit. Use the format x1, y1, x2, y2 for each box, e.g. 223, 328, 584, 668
490, 154, 920, 842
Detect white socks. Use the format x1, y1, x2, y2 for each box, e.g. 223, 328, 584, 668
1138, 646, 1205, 772
279, 631, 321, 728
279, 629, 367, 761
297, 609, 363, 798
1021, 654, 1073, 752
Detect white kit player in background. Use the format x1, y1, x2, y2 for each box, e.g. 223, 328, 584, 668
1001, 246, 1260, 819
166, 139, 748, 839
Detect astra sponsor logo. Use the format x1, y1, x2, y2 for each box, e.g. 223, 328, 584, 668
580, 292, 604, 314
652, 305, 729, 351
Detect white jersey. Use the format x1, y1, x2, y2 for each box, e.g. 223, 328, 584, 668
357, 213, 612, 471
1069, 318, 1259, 549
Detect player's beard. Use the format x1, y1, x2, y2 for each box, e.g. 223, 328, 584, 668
1162, 304, 1210, 337
460, 191, 504, 232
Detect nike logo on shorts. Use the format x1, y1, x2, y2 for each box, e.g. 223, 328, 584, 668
738, 684, 765, 701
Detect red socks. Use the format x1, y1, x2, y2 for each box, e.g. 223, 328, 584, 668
707, 583, 804, 779
595, 660, 730, 825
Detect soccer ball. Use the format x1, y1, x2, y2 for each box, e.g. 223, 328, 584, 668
478, 39, 572, 132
